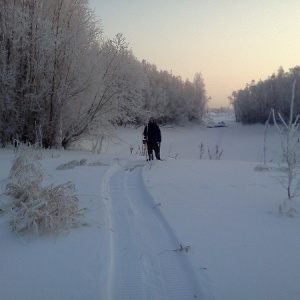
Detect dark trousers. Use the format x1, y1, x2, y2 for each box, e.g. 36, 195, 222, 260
147, 142, 160, 160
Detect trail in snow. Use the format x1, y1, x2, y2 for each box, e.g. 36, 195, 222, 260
101, 160, 208, 300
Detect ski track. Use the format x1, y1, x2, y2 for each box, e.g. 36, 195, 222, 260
101, 160, 207, 300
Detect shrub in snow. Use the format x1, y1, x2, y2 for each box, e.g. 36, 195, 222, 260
9, 156, 44, 186
208, 145, 223, 160
88, 160, 108, 167
272, 80, 300, 199
199, 143, 205, 159
261, 110, 272, 168
279, 201, 297, 218
254, 164, 270, 172
15, 143, 60, 160
56, 159, 87, 170
2, 154, 86, 236
199, 142, 223, 160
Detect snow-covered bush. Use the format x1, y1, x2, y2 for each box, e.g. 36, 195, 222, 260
9, 156, 44, 187
56, 159, 87, 170
15, 143, 60, 160
15, 143, 44, 160
88, 160, 108, 167
2, 154, 86, 236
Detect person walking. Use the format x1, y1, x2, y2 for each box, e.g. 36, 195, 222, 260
143, 117, 161, 160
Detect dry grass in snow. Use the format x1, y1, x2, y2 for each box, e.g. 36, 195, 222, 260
1, 149, 87, 236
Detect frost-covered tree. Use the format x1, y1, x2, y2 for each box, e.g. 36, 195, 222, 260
109, 51, 147, 126
141, 61, 208, 124
1, 0, 209, 149
141, 62, 168, 122
192, 72, 208, 120
0, 0, 101, 147
231, 66, 300, 124
272, 80, 300, 199
38, 0, 104, 148
0, 0, 44, 145
0, 0, 143, 148
61, 34, 146, 147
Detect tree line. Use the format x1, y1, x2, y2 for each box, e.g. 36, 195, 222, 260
230, 66, 300, 124
0, 0, 208, 149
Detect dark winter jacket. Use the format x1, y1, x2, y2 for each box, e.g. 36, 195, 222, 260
143, 122, 161, 144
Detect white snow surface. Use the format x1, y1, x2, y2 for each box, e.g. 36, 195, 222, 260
1, 113, 300, 300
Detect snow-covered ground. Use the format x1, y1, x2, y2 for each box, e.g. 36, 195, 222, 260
1, 113, 300, 300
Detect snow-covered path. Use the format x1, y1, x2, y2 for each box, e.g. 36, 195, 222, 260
101, 160, 207, 300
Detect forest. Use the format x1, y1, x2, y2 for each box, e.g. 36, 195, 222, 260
1, 1, 299, 149
0, 0, 207, 149
230, 66, 300, 124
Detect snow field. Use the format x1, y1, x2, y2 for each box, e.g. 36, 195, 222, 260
1, 113, 300, 299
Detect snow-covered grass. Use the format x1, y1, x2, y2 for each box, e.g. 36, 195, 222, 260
1, 113, 300, 299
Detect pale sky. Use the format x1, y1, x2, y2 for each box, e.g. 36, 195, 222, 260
89, 0, 300, 108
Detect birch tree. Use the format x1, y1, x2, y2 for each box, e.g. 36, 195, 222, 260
40, 0, 103, 148
60, 33, 145, 148
1, 0, 140, 148
272, 80, 300, 199
1, 0, 100, 147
